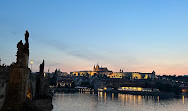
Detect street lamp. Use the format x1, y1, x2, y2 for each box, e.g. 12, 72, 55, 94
30, 60, 34, 72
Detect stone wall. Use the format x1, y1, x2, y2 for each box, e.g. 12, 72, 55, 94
0, 66, 9, 110
2, 66, 30, 110
28, 73, 37, 100
1, 30, 30, 111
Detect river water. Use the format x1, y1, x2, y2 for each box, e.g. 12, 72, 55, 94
52, 92, 188, 111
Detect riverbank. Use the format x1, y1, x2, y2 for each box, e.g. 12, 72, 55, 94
52, 88, 180, 98
104, 90, 177, 98
20, 91, 54, 111
21, 98, 53, 111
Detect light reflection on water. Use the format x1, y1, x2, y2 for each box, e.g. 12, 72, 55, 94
52, 92, 188, 111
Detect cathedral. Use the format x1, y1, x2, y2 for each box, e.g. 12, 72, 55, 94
70, 64, 113, 77
71, 64, 156, 79
93, 64, 109, 72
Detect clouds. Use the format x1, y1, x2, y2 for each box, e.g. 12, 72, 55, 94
35, 37, 103, 61
1, 1, 188, 75
10, 31, 18, 36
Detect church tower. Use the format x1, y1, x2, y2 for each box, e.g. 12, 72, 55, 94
93, 65, 96, 71
96, 64, 100, 71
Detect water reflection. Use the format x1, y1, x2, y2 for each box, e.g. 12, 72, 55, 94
52, 92, 188, 111
97, 92, 162, 105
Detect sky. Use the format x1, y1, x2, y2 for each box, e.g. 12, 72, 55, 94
0, 0, 188, 75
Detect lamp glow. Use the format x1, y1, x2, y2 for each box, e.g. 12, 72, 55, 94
30, 60, 33, 64
30, 60, 34, 72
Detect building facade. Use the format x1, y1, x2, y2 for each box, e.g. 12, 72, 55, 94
70, 64, 113, 77
108, 71, 156, 79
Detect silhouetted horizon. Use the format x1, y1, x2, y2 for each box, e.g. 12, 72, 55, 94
1, 1, 188, 75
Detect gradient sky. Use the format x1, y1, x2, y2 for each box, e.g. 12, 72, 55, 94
1, 0, 188, 75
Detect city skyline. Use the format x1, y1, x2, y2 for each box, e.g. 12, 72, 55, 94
1, 1, 188, 75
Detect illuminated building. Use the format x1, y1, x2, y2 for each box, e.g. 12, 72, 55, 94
108, 71, 156, 79
182, 86, 188, 94
118, 87, 159, 92
70, 64, 113, 77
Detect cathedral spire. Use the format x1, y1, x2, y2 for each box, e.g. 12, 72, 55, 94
93, 64, 96, 71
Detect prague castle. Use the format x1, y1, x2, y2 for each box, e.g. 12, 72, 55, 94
70, 64, 113, 77
71, 64, 156, 79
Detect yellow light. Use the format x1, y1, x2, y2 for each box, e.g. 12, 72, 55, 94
137, 87, 142, 91
30, 60, 34, 64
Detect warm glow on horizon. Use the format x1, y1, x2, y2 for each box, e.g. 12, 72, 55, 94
27, 62, 188, 75
1, 1, 188, 76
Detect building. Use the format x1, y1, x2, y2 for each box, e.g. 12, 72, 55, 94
70, 64, 113, 77
182, 86, 188, 94
108, 71, 156, 79
52, 69, 68, 77
118, 86, 159, 92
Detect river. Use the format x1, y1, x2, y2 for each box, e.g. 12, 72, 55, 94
52, 92, 188, 111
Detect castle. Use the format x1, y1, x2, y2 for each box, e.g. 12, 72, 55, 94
70, 64, 113, 77
93, 64, 109, 72
71, 64, 156, 79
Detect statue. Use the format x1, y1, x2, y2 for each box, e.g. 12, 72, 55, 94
15, 30, 29, 67
17, 40, 24, 55
24, 30, 29, 55
25, 30, 29, 43
39, 60, 45, 76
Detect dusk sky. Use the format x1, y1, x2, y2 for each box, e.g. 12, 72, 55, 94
1, 0, 188, 75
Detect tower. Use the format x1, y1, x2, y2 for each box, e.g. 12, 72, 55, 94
93, 65, 96, 71
16, 30, 29, 67
96, 64, 100, 71
2, 30, 30, 110
152, 70, 155, 74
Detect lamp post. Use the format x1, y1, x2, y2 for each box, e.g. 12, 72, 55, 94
30, 60, 33, 72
